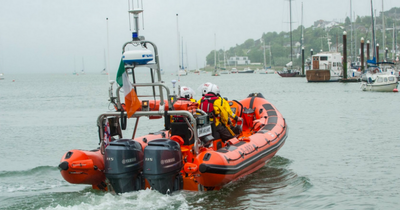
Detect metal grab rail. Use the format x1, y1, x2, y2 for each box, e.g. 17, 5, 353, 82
97, 109, 203, 155
100, 37, 207, 155
115, 83, 173, 111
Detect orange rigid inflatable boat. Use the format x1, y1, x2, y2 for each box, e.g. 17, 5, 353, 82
59, 93, 287, 193
58, 9, 287, 194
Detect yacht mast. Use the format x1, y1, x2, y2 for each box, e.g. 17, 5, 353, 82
371, 0, 377, 59
269, 42, 272, 67
223, 48, 226, 70
176, 14, 180, 74
106, 18, 110, 80
263, 41, 266, 69
350, 0, 353, 62
181, 37, 184, 70
301, 2, 304, 51
214, 33, 216, 68
382, 0, 385, 54
186, 43, 188, 70
393, 23, 395, 60
289, 0, 293, 62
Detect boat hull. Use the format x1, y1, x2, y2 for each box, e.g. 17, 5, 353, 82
194, 95, 287, 187
238, 70, 254, 73
306, 69, 342, 82
360, 82, 398, 92
278, 72, 303, 77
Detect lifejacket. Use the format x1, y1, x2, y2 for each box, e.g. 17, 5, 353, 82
172, 98, 198, 122
200, 94, 220, 113
173, 98, 198, 111
200, 93, 223, 122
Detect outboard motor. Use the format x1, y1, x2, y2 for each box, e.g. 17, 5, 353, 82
104, 139, 144, 194
143, 138, 183, 194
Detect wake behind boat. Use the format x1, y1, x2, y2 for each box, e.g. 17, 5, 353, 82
58, 7, 288, 195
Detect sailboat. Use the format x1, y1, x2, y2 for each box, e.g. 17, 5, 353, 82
220, 50, 230, 74
359, 0, 399, 91
81, 57, 85, 75
73, 57, 78, 75
175, 15, 187, 77
260, 42, 275, 74
193, 53, 200, 74
259, 41, 268, 74
0, 52, 4, 80
278, 0, 303, 77
212, 34, 220, 76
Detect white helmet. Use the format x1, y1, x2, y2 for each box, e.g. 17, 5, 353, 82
198, 82, 213, 96
180, 86, 195, 99
205, 83, 220, 95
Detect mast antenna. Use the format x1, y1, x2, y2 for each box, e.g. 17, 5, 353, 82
128, 1, 143, 41
141, 0, 145, 30
128, 0, 131, 31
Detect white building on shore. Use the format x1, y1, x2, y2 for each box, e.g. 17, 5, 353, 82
227, 56, 251, 65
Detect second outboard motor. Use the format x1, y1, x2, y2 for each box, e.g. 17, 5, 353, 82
104, 139, 144, 194
143, 138, 183, 194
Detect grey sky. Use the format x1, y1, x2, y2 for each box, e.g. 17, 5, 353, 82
1, 0, 399, 75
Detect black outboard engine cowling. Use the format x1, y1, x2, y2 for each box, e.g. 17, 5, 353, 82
143, 138, 183, 194
104, 139, 144, 194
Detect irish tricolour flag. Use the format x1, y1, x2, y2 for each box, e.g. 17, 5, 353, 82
116, 59, 141, 118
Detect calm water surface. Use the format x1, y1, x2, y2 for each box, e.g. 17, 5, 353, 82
0, 72, 399, 209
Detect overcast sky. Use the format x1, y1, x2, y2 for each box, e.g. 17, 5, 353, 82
1, 0, 399, 75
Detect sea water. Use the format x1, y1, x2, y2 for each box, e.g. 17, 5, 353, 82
1, 72, 399, 209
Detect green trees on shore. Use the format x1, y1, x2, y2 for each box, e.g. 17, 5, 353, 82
206, 7, 400, 69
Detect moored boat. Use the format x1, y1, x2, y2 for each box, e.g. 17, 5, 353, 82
259, 68, 275, 74
266, 69, 276, 74
58, 8, 288, 195
306, 52, 343, 82
176, 69, 187, 76
211, 67, 220, 76
220, 69, 230, 74
360, 74, 398, 92
278, 69, 300, 77
238, 67, 254, 73
230, 68, 238, 73
278, 1, 305, 78
101, 68, 108, 75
